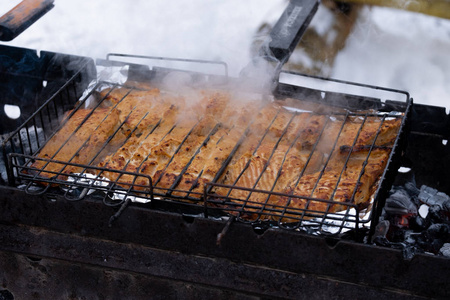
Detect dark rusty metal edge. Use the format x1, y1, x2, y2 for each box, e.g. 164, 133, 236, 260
0, 185, 448, 298
0, 0, 55, 41
0, 223, 431, 300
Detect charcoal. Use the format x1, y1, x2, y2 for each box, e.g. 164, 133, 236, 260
417, 185, 450, 224
389, 224, 407, 242
415, 224, 450, 254
410, 215, 428, 231
431, 239, 446, 254
419, 185, 450, 209
428, 205, 442, 222
439, 243, 450, 257
402, 244, 419, 261
377, 182, 450, 257
425, 223, 450, 241
404, 181, 420, 198
371, 220, 390, 243
0, 290, 14, 300
419, 185, 437, 202
435, 192, 450, 208
404, 231, 421, 244
372, 236, 394, 248
427, 205, 450, 224
373, 235, 419, 260
384, 188, 417, 216
444, 200, 450, 213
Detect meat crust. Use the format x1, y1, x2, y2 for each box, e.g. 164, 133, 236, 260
30, 87, 401, 222
30, 107, 123, 179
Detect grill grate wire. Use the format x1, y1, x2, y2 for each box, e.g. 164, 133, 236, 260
2, 68, 410, 235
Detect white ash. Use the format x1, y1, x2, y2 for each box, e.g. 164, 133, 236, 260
418, 204, 429, 219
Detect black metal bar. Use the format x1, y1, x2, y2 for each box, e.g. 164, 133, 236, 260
105, 53, 229, 77
32, 117, 41, 151
267, 0, 319, 64
0, 221, 442, 299
108, 197, 131, 227
368, 106, 413, 237
278, 70, 411, 103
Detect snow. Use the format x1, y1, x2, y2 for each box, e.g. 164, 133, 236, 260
2, 1, 449, 110
332, 6, 450, 111
2, 0, 286, 76
310, 3, 336, 37
0, 1, 21, 15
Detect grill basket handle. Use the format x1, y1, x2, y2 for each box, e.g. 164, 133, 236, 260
0, 0, 55, 41
266, 0, 319, 63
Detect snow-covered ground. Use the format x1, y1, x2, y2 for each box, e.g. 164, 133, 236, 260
331, 6, 450, 110
1, 0, 449, 110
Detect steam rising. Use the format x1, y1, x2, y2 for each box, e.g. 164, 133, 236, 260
161, 71, 196, 93
238, 55, 281, 95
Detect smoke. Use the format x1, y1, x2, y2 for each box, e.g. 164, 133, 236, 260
238, 55, 281, 95
162, 71, 194, 91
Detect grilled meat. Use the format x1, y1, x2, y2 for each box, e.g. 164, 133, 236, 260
30, 86, 401, 222
30, 107, 123, 179
216, 113, 400, 221
269, 147, 391, 222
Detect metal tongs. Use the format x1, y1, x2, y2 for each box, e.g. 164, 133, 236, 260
240, 0, 319, 92
0, 0, 54, 41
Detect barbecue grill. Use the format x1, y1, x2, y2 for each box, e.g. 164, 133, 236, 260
1, 1, 449, 299
2, 49, 410, 235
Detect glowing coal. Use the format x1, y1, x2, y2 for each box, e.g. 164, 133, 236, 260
375, 182, 450, 258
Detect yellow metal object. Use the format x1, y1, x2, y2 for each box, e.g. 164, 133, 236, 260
339, 0, 450, 19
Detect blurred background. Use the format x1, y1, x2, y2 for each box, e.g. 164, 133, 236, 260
1, 0, 449, 109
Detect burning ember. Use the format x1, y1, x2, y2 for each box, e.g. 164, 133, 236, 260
374, 175, 450, 259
